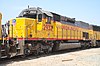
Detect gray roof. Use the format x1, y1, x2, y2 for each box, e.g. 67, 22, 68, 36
75, 21, 89, 29
18, 7, 53, 17
40, 9, 53, 17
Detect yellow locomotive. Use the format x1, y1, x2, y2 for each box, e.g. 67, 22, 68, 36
0, 7, 100, 58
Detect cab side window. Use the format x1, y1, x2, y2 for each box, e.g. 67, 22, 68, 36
47, 17, 51, 24
38, 14, 42, 22
43, 14, 51, 24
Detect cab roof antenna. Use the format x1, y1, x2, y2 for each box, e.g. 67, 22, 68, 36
28, 5, 29, 9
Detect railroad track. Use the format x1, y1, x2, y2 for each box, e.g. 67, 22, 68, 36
0, 47, 98, 65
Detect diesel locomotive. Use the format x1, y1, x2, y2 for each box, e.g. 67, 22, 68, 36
0, 7, 100, 58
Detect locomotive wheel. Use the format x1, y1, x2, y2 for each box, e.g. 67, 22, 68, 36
96, 42, 100, 47
34, 51, 39, 56
34, 47, 41, 56
21, 48, 30, 58
44, 46, 52, 54
24, 48, 30, 56
44, 49, 50, 54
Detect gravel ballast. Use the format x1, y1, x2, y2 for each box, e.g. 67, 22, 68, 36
0, 48, 100, 66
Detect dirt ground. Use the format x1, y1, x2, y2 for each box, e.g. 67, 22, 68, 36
0, 48, 100, 66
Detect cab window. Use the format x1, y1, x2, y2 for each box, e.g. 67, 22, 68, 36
23, 14, 37, 19
43, 14, 51, 24
38, 14, 42, 22
47, 17, 51, 24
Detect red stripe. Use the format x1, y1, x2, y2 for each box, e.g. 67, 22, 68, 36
18, 38, 41, 40
7, 37, 89, 41
17, 38, 83, 40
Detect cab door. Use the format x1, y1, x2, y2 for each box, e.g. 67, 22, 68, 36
42, 14, 53, 38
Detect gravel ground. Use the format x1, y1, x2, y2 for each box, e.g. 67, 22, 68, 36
0, 48, 100, 66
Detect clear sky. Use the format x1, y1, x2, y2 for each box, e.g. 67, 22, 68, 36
0, 0, 100, 25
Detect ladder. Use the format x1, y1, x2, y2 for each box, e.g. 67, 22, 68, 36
0, 45, 7, 58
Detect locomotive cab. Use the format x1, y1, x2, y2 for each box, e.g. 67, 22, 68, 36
17, 7, 54, 38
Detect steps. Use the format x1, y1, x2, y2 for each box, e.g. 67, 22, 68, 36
16, 42, 20, 54
1, 56, 7, 58
0, 48, 7, 58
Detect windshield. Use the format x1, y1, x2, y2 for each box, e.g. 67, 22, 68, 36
23, 14, 37, 19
